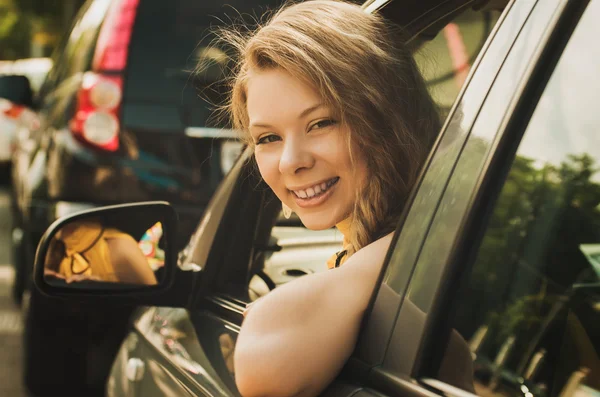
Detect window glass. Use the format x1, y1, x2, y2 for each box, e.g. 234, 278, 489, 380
414, 9, 502, 117
442, 2, 600, 395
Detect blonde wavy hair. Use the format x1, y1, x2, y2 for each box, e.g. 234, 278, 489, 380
218, 0, 440, 255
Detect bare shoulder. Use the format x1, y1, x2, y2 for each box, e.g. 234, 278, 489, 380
338, 233, 394, 278
346, 233, 394, 267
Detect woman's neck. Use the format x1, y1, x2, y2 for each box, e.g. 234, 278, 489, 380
335, 218, 352, 240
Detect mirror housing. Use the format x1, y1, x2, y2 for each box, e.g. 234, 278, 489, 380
0, 75, 34, 107
34, 201, 181, 302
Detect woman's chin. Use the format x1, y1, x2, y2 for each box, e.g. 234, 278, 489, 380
296, 213, 339, 231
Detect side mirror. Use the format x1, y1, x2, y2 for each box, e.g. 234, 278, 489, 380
0, 75, 34, 107
34, 202, 179, 298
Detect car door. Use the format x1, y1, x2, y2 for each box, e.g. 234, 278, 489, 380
355, 0, 599, 396
123, 149, 254, 397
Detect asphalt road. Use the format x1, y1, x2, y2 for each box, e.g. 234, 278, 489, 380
0, 186, 28, 396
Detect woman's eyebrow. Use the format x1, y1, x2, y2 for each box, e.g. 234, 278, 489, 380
299, 103, 324, 119
249, 103, 325, 129
249, 122, 273, 129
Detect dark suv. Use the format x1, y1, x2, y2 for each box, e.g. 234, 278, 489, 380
9, 0, 290, 303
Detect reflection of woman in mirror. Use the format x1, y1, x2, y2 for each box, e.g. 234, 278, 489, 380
44, 221, 157, 285
219, 1, 473, 396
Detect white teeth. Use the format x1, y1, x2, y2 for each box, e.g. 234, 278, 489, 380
293, 178, 338, 199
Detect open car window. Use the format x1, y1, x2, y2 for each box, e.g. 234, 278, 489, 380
248, 216, 343, 302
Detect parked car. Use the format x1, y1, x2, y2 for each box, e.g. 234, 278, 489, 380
0, 58, 53, 94
31, 0, 600, 396
0, 97, 37, 180
0, 58, 52, 180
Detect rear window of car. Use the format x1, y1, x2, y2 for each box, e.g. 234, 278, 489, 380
124, 0, 284, 128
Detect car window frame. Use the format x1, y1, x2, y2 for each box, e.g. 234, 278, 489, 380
351, 0, 536, 373
366, 0, 591, 394
417, 0, 597, 393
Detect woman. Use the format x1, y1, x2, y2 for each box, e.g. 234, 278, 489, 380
220, 1, 455, 395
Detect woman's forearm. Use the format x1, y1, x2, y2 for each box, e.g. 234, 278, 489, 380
107, 238, 157, 285
234, 265, 376, 397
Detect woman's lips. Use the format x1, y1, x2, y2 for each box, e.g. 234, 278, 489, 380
292, 177, 339, 209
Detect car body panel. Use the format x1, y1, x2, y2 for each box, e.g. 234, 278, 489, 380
0, 58, 51, 164
354, 0, 537, 370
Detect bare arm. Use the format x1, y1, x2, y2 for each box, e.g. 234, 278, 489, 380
234, 234, 393, 397
107, 237, 158, 285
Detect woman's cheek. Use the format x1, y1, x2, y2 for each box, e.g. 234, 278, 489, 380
255, 152, 280, 193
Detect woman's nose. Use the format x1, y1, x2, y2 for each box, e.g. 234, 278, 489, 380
279, 137, 314, 175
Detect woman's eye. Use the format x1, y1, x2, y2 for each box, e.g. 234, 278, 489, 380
310, 119, 337, 130
256, 134, 280, 145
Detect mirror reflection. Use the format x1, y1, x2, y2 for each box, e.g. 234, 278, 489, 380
43, 217, 167, 287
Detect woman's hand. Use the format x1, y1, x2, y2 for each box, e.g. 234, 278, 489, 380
44, 269, 65, 280
65, 273, 103, 283
44, 269, 103, 283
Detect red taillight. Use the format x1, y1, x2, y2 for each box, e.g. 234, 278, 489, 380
69, 72, 122, 152
69, 0, 140, 152
92, 0, 140, 72
1, 99, 39, 130
2, 103, 24, 119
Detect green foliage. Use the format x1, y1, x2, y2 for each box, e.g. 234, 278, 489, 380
0, 0, 84, 60
464, 152, 600, 372
0, 0, 32, 59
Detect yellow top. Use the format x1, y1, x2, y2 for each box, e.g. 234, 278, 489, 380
55, 221, 137, 281
326, 217, 352, 269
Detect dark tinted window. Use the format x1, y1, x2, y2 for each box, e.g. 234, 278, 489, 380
441, 2, 600, 396
124, 0, 284, 127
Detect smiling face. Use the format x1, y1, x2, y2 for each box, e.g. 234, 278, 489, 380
246, 68, 367, 230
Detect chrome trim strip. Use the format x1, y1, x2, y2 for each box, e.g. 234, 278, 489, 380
184, 127, 240, 139
421, 379, 479, 397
